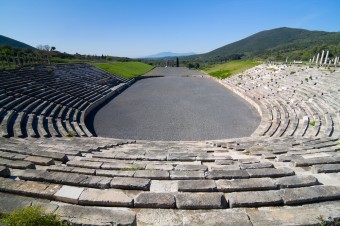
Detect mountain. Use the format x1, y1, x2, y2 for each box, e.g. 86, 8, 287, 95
183, 27, 340, 62
143, 52, 196, 58
0, 35, 35, 49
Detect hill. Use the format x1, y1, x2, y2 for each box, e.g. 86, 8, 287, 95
0, 35, 35, 49
143, 52, 196, 59
183, 27, 340, 62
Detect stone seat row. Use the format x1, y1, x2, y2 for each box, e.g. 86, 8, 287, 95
0, 63, 129, 138
1, 169, 340, 210
220, 64, 340, 138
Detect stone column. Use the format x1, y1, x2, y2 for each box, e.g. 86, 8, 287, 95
312, 56, 315, 63
324, 50, 329, 65
315, 53, 320, 65
319, 50, 325, 65
6, 56, 10, 66
12, 56, 17, 66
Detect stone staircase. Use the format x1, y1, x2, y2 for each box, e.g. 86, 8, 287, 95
0, 136, 339, 225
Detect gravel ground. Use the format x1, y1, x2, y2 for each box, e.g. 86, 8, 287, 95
92, 68, 260, 141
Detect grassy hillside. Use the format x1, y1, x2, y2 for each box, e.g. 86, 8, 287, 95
93, 62, 154, 79
203, 61, 261, 79
183, 27, 340, 62
0, 35, 35, 49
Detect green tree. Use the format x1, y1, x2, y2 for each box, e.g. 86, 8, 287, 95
187, 63, 194, 69
176, 57, 179, 67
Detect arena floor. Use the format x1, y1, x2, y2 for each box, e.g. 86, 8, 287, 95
91, 68, 260, 140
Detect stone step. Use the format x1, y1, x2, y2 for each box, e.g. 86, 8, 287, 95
78, 188, 134, 207
292, 156, 340, 167
178, 180, 217, 192
274, 175, 320, 188
24, 156, 55, 166
0, 177, 61, 199
311, 164, 340, 173
246, 167, 295, 178
134, 192, 176, 208
175, 192, 227, 209
281, 185, 340, 205
0, 157, 35, 169
246, 201, 340, 226
0, 192, 137, 226
228, 190, 282, 208
216, 178, 278, 192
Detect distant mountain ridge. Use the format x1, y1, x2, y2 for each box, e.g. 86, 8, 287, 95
143, 52, 196, 58
0, 35, 35, 50
182, 27, 340, 61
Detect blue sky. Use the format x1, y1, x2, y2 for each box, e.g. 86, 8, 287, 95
1, 0, 340, 58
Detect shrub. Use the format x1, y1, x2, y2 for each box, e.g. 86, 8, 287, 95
0, 205, 68, 226
66, 131, 76, 137
317, 216, 340, 226
310, 120, 316, 126
47, 68, 54, 74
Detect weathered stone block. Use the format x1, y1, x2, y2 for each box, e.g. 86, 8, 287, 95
183, 210, 252, 226
239, 162, 273, 169
281, 185, 340, 205
175, 193, 226, 209
54, 185, 84, 204
110, 177, 150, 190
170, 170, 205, 180
178, 180, 217, 192
134, 192, 175, 208
205, 170, 249, 179
134, 170, 169, 179
57, 205, 136, 226
217, 178, 277, 192
24, 156, 55, 166
78, 188, 133, 207
175, 164, 208, 171
275, 175, 319, 188
246, 167, 294, 178
228, 190, 282, 208
311, 164, 340, 173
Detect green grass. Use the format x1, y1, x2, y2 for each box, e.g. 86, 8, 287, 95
203, 61, 261, 79
0, 205, 68, 226
93, 62, 154, 80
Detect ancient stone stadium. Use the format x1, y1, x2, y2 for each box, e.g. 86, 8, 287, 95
0, 62, 340, 225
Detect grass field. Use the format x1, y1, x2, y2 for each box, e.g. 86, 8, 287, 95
93, 62, 154, 79
203, 61, 261, 79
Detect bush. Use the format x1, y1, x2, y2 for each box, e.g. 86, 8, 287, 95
66, 131, 76, 137
0, 205, 68, 226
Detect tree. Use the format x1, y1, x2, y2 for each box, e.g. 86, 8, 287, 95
50, 46, 56, 51
187, 63, 194, 69
176, 57, 179, 67
36, 44, 51, 51
194, 63, 200, 69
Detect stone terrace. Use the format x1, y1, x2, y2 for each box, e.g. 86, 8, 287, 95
0, 64, 339, 225
0, 63, 130, 138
